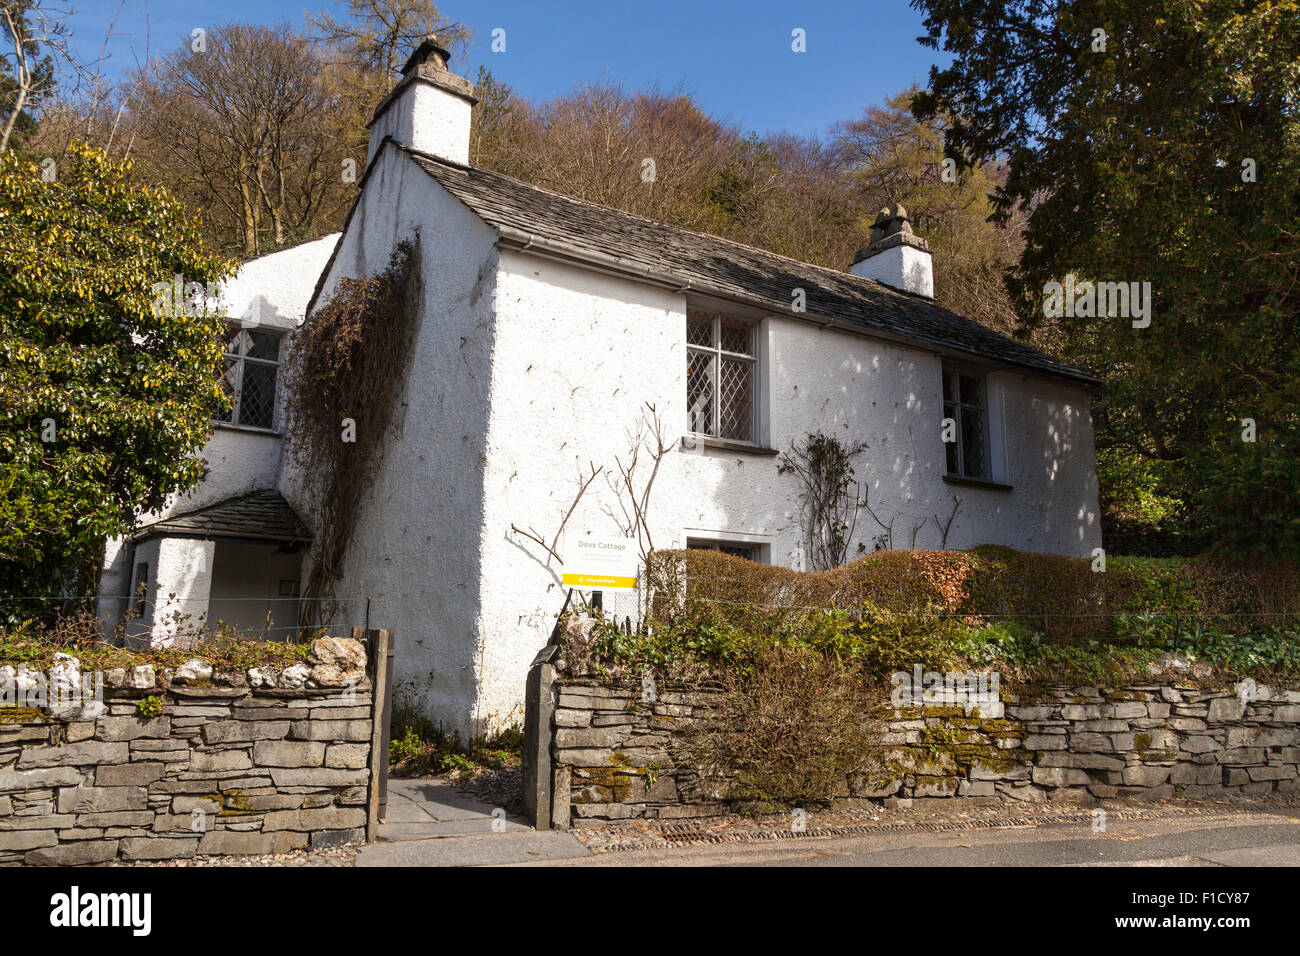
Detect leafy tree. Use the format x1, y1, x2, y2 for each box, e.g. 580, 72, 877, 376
0, 144, 235, 618
912, 0, 1300, 555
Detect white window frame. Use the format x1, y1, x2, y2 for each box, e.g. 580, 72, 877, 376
214, 324, 282, 431
685, 534, 770, 564
942, 363, 1008, 484
686, 309, 760, 444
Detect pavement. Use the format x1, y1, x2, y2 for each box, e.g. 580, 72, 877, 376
355, 781, 1300, 867
355, 778, 590, 866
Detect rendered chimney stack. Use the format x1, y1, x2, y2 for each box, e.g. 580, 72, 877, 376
366, 37, 478, 165
849, 204, 934, 298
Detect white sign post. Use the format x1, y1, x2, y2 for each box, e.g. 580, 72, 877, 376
561, 537, 638, 591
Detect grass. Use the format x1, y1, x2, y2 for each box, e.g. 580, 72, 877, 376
388, 722, 523, 778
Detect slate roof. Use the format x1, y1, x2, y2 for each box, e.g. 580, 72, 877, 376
133, 490, 311, 544
403, 147, 1100, 390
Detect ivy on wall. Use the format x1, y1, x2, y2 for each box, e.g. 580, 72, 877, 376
283, 238, 422, 628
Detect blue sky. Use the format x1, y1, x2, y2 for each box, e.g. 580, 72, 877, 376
69, 0, 947, 139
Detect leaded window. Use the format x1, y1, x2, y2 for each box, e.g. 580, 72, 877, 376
942, 366, 989, 479
214, 325, 281, 430
686, 310, 755, 442
686, 538, 762, 562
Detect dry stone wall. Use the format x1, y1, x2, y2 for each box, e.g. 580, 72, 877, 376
0, 636, 377, 865
544, 675, 1300, 827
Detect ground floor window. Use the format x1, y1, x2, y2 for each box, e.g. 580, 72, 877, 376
686, 537, 765, 563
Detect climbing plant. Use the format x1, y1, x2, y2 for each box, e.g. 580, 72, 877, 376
283, 238, 422, 628
778, 432, 869, 570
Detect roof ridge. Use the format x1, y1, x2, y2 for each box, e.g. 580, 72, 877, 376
404, 148, 1058, 362
397, 144, 1097, 387
408, 146, 882, 287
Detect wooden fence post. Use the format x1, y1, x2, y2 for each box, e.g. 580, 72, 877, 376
522, 642, 559, 829
364, 628, 394, 841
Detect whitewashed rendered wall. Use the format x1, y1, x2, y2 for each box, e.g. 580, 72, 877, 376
281, 148, 501, 739
474, 250, 1101, 729
122, 537, 215, 649
97, 236, 338, 635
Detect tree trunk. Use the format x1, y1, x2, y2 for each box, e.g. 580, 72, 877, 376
0, 83, 29, 155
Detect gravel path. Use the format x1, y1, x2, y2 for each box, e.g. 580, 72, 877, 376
111, 844, 361, 867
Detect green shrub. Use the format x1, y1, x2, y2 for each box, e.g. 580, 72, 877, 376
387, 685, 523, 778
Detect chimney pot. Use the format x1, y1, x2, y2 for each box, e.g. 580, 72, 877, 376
400, 36, 452, 76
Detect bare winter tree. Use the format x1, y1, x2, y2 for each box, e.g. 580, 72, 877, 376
131, 22, 355, 256
831, 88, 1024, 335
612, 403, 672, 564
309, 0, 468, 137
0, 0, 80, 154
309, 0, 467, 80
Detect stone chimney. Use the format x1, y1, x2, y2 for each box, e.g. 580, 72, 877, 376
849, 204, 934, 298
367, 37, 478, 165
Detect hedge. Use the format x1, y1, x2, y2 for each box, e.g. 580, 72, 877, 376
643, 546, 1300, 645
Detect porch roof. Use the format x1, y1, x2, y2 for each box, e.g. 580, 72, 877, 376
133, 490, 311, 545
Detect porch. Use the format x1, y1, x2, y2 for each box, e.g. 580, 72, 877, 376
122, 490, 311, 646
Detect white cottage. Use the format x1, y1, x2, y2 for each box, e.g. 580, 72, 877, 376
100, 42, 1102, 737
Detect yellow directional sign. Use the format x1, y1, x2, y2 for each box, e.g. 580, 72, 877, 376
561, 573, 638, 589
